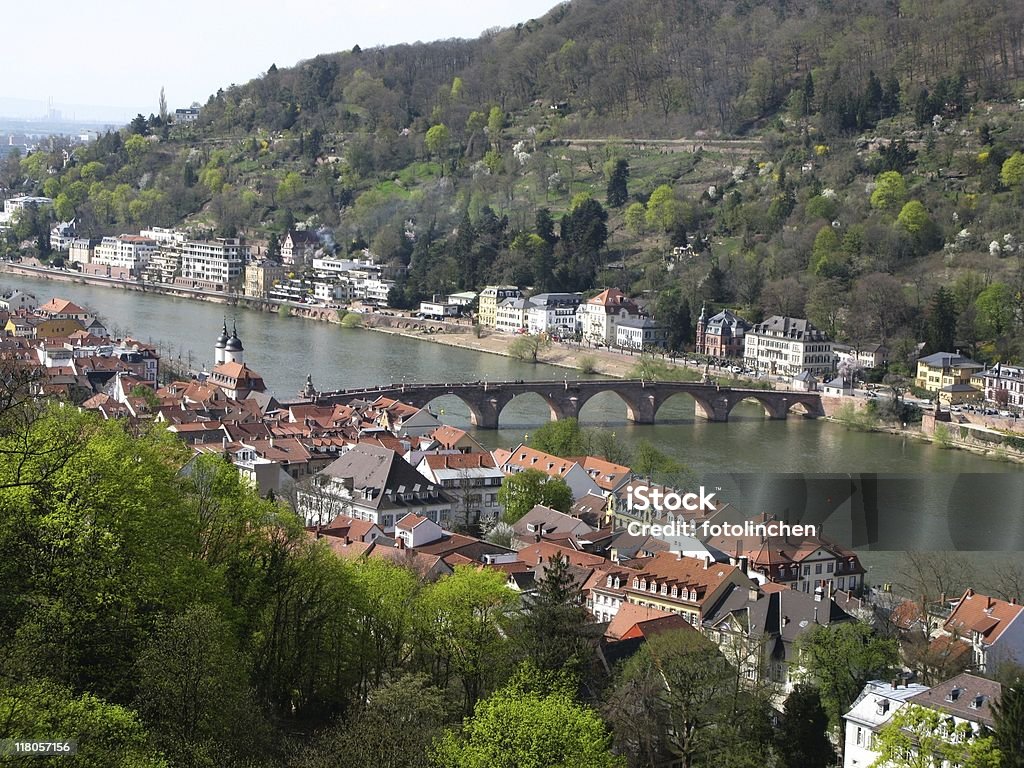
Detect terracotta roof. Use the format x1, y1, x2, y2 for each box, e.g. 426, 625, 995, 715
396, 513, 429, 531
944, 589, 1024, 645
422, 452, 497, 470
624, 551, 744, 606
516, 540, 606, 568
501, 444, 579, 480
574, 455, 633, 491
605, 603, 677, 640
38, 297, 89, 316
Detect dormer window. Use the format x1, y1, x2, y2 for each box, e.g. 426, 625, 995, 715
606, 575, 613, 588
970, 695, 985, 709
661, 584, 668, 595
671, 586, 679, 598
947, 688, 962, 702
876, 700, 890, 715
633, 578, 641, 589
639, 579, 647, 590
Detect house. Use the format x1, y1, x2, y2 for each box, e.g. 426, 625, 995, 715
429, 424, 486, 454
971, 363, 1024, 411
0, 291, 37, 313
615, 317, 668, 350
244, 260, 286, 299
36, 298, 91, 322
842, 674, 1001, 768
281, 230, 320, 268
511, 504, 597, 548
494, 296, 535, 334
791, 370, 818, 392
842, 679, 932, 768
822, 374, 854, 397
744, 315, 833, 377
695, 306, 750, 359
576, 288, 641, 347
915, 352, 984, 399
942, 589, 1024, 673
703, 582, 854, 694
496, 444, 602, 500
525, 293, 581, 337
304, 443, 453, 532
415, 452, 504, 527
703, 513, 866, 595
616, 551, 756, 627
477, 285, 522, 328
394, 513, 445, 548
208, 362, 267, 399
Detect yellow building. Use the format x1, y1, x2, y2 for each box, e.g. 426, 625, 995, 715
244, 260, 286, 299
916, 352, 983, 403
477, 285, 521, 328
34, 318, 86, 338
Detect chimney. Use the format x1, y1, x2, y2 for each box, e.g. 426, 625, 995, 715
344, 535, 351, 545
704, 556, 710, 569
748, 587, 760, 602
738, 555, 749, 575
813, 606, 819, 624
535, 531, 542, 543
395, 536, 405, 549
537, 554, 543, 565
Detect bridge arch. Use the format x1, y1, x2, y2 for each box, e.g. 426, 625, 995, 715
498, 390, 570, 426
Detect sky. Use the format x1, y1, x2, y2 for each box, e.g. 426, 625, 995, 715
1, 0, 561, 122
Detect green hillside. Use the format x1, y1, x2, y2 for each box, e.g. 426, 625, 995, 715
4, 0, 1024, 366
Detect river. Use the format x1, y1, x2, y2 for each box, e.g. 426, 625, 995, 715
4, 271, 1022, 584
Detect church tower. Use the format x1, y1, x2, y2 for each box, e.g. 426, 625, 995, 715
695, 303, 708, 356
223, 323, 244, 365
214, 319, 229, 365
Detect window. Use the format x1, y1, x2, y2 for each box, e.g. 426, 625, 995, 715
803, 565, 811, 576
815, 563, 823, 574
827, 561, 834, 573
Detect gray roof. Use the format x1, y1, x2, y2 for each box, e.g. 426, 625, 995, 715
751, 315, 829, 342
918, 352, 983, 369
705, 309, 750, 332
704, 583, 853, 662
320, 444, 446, 511
528, 292, 582, 308
907, 673, 1001, 728
617, 317, 663, 330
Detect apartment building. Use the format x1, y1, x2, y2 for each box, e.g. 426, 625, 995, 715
743, 315, 834, 376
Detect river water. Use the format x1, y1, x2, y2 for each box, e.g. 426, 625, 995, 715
5, 271, 1022, 582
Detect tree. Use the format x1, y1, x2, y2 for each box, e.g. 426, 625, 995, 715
294, 674, 449, 768
0, 681, 166, 767
776, 685, 835, 768
798, 622, 899, 734
975, 283, 1015, 341
606, 158, 629, 208
158, 86, 168, 123
806, 278, 847, 339
871, 171, 908, 211
420, 566, 517, 714
645, 184, 680, 232
605, 628, 740, 768
624, 202, 646, 236
993, 678, 1024, 768
896, 200, 930, 234
497, 469, 573, 523
1000, 152, 1024, 193
425, 124, 450, 161
925, 287, 958, 353
656, 286, 692, 352
508, 333, 551, 363
134, 604, 268, 767
128, 113, 150, 136
870, 704, 1001, 768
528, 418, 589, 457
487, 106, 503, 150
512, 554, 595, 674
433, 667, 623, 768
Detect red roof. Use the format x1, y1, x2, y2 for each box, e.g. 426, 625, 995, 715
945, 589, 1024, 644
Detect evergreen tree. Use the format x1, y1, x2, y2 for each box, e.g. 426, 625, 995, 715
513, 555, 594, 674
925, 287, 958, 353
606, 158, 629, 208
776, 685, 835, 768
993, 678, 1024, 768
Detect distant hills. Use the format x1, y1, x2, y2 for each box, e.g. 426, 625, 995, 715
5, 0, 1024, 366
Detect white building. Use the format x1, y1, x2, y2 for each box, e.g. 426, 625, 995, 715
92, 235, 159, 275
0, 196, 53, 226
281, 230, 319, 267
68, 238, 97, 265
525, 293, 581, 336
419, 300, 459, 318
178, 238, 247, 290
416, 453, 505, 526
49, 220, 76, 251
743, 315, 834, 377
0, 291, 37, 312
842, 680, 931, 768
576, 288, 641, 347
616, 317, 668, 350
495, 296, 534, 334
971, 363, 1024, 412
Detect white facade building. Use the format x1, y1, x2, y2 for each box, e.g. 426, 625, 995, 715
525, 293, 581, 336
576, 288, 641, 346
93, 235, 159, 274
972, 363, 1024, 411
178, 238, 247, 290
744, 316, 834, 377
842, 680, 931, 768
495, 297, 534, 334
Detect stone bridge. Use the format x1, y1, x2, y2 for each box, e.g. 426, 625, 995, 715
313, 379, 825, 429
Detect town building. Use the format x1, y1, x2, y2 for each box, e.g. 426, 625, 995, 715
842, 679, 932, 768
942, 589, 1024, 673
915, 352, 984, 402
49, 219, 77, 251
743, 315, 834, 377
695, 306, 750, 359
177, 238, 247, 291
92, 235, 159, 275
524, 293, 582, 337
304, 443, 453, 533
478, 285, 522, 328
971, 363, 1024, 412
495, 444, 603, 500
68, 238, 100, 265
244, 260, 286, 300
576, 288, 641, 347
0, 291, 37, 312
494, 296, 534, 334
281, 230, 320, 268
615, 317, 668, 350
415, 452, 504, 526
0, 196, 53, 226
